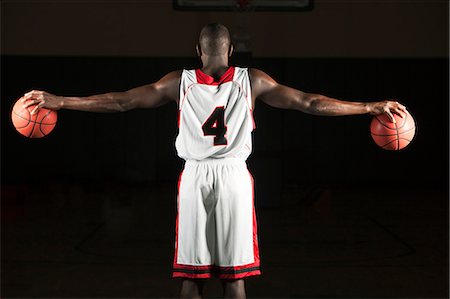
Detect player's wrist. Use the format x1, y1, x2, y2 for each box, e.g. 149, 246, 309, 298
365, 102, 375, 115
58, 96, 67, 109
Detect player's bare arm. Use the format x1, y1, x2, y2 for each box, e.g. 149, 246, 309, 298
21, 70, 181, 114
249, 68, 407, 123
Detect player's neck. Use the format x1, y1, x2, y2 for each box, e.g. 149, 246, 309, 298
201, 56, 230, 77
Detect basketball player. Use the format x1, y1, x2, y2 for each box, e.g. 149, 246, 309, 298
21, 23, 406, 299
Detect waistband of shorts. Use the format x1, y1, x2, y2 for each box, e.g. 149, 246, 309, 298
185, 158, 247, 167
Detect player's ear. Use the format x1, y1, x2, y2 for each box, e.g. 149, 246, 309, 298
196, 44, 202, 57
228, 44, 234, 57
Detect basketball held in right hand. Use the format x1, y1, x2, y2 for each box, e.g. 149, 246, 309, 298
21, 90, 63, 115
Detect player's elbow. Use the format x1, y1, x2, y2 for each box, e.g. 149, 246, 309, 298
115, 91, 137, 112
304, 94, 325, 115
291, 93, 318, 114
116, 102, 130, 112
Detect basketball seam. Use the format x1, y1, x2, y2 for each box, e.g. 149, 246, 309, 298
38, 109, 54, 136
39, 122, 47, 136
375, 113, 408, 130
12, 115, 31, 128
12, 110, 57, 125
381, 138, 412, 148
39, 109, 53, 123
27, 113, 38, 138
11, 110, 31, 128
375, 115, 394, 130
394, 120, 399, 150
396, 113, 407, 130
12, 108, 56, 138
370, 126, 415, 136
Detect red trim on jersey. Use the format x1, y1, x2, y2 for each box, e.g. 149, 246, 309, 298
249, 171, 261, 267
172, 170, 261, 279
173, 170, 184, 269
178, 84, 196, 129
250, 108, 256, 130
196, 67, 235, 85
231, 76, 255, 130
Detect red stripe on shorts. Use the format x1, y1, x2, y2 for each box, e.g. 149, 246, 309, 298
172, 169, 261, 279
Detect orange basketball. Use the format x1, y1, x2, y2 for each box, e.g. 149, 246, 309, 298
370, 110, 416, 150
11, 98, 57, 138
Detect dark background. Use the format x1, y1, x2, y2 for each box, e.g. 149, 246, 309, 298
2, 56, 448, 190
1, 0, 449, 298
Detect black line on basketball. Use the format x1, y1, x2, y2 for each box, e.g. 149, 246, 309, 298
399, 138, 412, 142
12, 110, 56, 125
371, 126, 415, 136
38, 109, 55, 136
375, 115, 395, 130
398, 128, 416, 137
14, 123, 31, 129
12, 118, 31, 129
38, 120, 54, 136
394, 121, 400, 150
375, 113, 409, 131
371, 131, 397, 137
25, 106, 32, 121
38, 109, 53, 123
12, 111, 31, 127
39, 123, 46, 136
27, 113, 38, 138
396, 113, 408, 130
381, 138, 398, 148
381, 138, 412, 149
13, 112, 56, 128
13, 110, 57, 125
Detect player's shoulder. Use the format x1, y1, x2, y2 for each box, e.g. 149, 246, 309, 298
248, 68, 270, 80
157, 70, 183, 86
247, 68, 276, 87
246, 68, 278, 98
164, 69, 183, 79
153, 70, 183, 99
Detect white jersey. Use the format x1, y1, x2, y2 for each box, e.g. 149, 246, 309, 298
175, 66, 255, 161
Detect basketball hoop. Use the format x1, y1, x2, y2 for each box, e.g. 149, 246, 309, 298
173, 0, 313, 61
235, 0, 251, 10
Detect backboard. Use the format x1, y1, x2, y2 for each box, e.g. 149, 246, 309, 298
173, 0, 313, 12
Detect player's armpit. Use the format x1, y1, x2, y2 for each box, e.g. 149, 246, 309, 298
125, 70, 181, 109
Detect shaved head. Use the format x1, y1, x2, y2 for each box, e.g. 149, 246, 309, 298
198, 23, 232, 56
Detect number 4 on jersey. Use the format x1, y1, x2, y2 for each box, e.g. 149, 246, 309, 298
202, 106, 227, 146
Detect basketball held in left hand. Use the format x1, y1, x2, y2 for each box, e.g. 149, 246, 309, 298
370, 110, 416, 150
11, 97, 58, 138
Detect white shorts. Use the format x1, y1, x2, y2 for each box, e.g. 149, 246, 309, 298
172, 158, 261, 279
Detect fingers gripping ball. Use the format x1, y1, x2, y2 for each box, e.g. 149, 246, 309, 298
11, 98, 57, 138
370, 110, 416, 150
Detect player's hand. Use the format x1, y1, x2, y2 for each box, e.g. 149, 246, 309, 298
368, 100, 407, 124
21, 90, 63, 115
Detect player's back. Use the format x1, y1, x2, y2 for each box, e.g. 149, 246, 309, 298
175, 66, 254, 161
